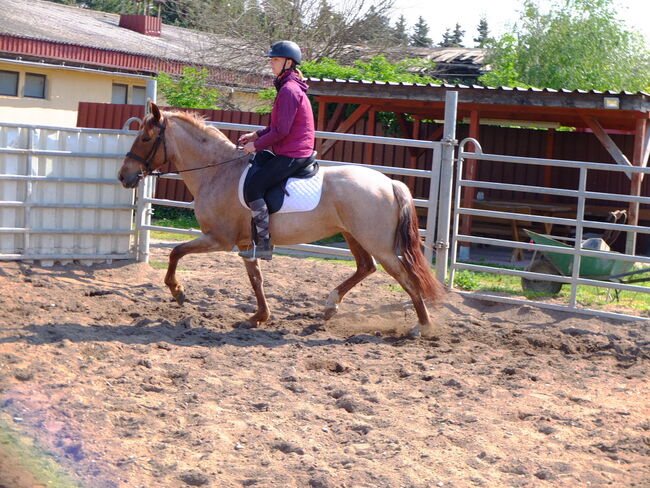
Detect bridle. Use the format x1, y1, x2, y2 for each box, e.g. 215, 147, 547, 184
125, 117, 250, 179
126, 119, 169, 176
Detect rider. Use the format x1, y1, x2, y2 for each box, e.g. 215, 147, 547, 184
238, 40, 315, 261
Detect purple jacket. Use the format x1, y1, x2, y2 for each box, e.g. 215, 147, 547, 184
254, 70, 315, 158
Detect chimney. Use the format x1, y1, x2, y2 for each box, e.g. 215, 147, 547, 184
119, 14, 162, 37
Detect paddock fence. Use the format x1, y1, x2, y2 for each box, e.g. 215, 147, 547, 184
450, 137, 650, 322
0, 122, 135, 264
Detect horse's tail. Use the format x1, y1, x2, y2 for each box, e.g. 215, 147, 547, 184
392, 180, 445, 303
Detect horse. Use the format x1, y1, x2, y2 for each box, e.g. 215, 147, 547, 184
118, 103, 445, 338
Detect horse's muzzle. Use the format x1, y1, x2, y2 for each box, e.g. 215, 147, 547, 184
118, 170, 141, 189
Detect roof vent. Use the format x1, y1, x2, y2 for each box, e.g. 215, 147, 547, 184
119, 14, 161, 37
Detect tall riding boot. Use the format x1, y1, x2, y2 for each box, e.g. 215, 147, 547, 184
238, 198, 274, 261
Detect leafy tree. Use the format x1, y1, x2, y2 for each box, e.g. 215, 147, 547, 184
157, 67, 222, 108
474, 16, 490, 47
480, 0, 650, 92
410, 16, 432, 47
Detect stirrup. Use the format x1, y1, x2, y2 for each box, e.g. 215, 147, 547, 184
238, 239, 273, 261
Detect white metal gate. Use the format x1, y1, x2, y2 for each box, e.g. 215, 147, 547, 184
450, 137, 650, 322
0, 122, 136, 264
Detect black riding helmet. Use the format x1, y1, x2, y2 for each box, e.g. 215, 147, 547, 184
265, 40, 302, 65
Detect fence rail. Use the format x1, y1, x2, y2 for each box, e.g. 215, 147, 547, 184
450, 137, 650, 322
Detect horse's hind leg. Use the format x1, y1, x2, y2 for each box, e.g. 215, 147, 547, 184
323, 233, 376, 320
374, 252, 436, 339
241, 258, 270, 327
165, 234, 225, 305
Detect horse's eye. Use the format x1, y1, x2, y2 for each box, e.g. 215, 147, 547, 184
142, 136, 152, 142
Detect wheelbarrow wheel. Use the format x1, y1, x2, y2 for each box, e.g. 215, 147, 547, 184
521, 260, 563, 295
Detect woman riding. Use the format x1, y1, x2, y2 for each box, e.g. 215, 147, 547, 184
238, 40, 315, 261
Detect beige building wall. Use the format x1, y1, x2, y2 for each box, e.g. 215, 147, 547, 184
0, 61, 148, 127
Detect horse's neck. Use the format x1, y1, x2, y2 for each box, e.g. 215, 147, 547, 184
169, 118, 244, 199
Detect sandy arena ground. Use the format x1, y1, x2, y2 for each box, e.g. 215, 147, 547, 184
0, 243, 648, 487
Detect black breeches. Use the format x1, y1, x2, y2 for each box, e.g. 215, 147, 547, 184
244, 154, 296, 203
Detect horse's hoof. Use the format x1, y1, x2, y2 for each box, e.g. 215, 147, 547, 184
323, 305, 338, 321
235, 320, 256, 329
407, 325, 421, 339
174, 291, 186, 306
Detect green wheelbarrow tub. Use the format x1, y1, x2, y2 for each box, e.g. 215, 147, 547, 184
524, 229, 635, 280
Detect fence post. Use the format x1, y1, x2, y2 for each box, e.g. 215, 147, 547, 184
135, 176, 153, 262
435, 91, 458, 284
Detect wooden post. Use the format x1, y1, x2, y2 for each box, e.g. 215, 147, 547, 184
364, 108, 376, 164
460, 110, 480, 252
627, 118, 647, 254
407, 117, 421, 191
316, 100, 327, 153
543, 128, 555, 202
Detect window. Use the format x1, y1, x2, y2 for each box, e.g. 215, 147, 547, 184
132, 85, 146, 105
0, 70, 18, 96
24, 73, 46, 98
111, 83, 128, 104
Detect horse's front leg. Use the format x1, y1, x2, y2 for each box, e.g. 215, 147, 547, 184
241, 258, 270, 327
165, 234, 225, 305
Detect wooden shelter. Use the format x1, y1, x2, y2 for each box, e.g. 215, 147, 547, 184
308, 79, 650, 252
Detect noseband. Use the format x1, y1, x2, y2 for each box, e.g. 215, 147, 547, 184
126, 119, 168, 175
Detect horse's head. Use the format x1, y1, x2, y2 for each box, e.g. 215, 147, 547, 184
118, 102, 170, 188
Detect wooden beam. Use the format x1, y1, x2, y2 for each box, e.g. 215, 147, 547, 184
406, 118, 421, 190
319, 104, 371, 157
581, 116, 632, 179
364, 109, 376, 164
626, 118, 647, 254
316, 100, 327, 153
325, 103, 346, 132
543, 129, 555, 202
460, 110, 480, 246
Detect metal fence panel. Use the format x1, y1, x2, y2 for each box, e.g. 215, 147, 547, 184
0, 123, 136, 263
450, 137, 650, 322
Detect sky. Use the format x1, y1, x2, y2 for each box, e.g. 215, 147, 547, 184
381, 0, 650, 47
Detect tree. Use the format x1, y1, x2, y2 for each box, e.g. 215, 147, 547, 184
474, 16, 490, 47
480, 0, 650, 92
450, 23, 465, 47
392, 14, 409, 46
438, 29, 452, 47
410, 16, 432, 47
170, 0, 397, 62
439, 23, 464, 47
157, 67, 222, 109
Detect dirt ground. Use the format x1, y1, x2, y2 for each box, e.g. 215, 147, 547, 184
0, 243, 648, 488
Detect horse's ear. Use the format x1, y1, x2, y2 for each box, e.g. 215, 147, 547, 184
150, 102, 161, 124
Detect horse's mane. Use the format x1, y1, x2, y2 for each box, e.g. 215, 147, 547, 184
165, 110, 233, 144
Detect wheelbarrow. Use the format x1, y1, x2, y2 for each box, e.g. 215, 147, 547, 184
521, 229, 645, 295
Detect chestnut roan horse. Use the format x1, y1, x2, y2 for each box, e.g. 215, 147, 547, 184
118, 103, 445, 338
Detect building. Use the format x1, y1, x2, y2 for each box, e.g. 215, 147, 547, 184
0, 0, 268, 126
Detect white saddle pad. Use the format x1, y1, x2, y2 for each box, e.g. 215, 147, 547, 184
238, 164, 324, 214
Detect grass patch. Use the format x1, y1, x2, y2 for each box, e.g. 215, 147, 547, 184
453, 265, 650, 313
0, 417, 81, 487
149, 260, 187, 271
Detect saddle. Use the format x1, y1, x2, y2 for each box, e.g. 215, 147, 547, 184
243, 150, 319, 214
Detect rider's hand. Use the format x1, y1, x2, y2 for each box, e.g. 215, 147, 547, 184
238, 132, 258, 146
242, 141, 257, 154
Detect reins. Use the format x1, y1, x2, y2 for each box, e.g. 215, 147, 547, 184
150, 151, 249, 177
